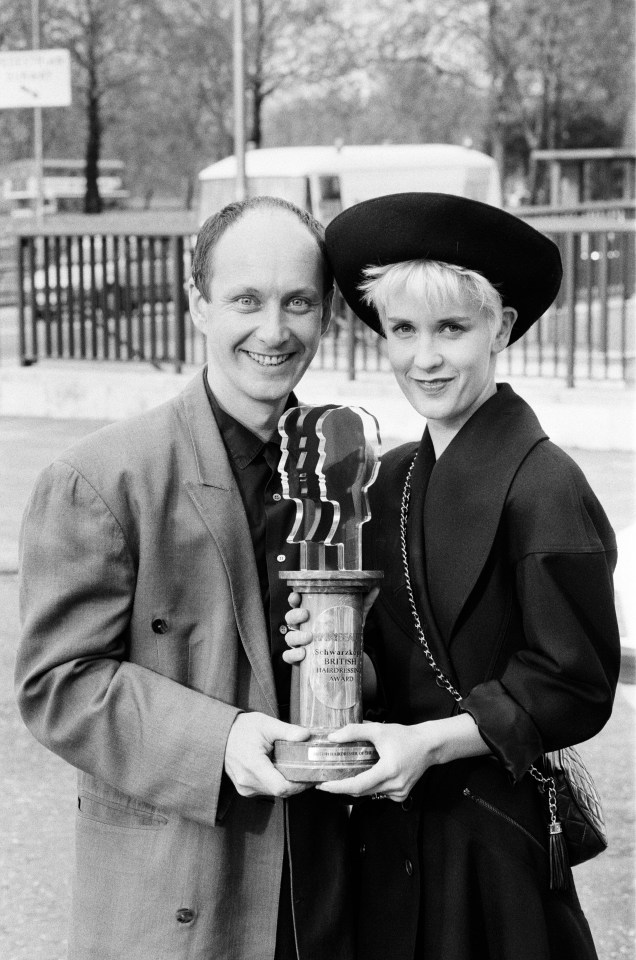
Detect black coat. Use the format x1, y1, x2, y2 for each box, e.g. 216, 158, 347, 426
355, 384, 620, 960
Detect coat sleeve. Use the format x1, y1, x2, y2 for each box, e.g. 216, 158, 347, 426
461, 445, 621, 781
15, 461, 242, 827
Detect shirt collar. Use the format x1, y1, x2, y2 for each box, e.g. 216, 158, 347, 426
202, 367, 297, 470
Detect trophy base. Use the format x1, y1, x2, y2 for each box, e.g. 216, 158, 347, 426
273, 736, 379, 782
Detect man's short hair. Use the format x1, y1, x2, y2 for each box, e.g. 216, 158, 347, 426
358, 259, 504, 333
191, 196, 334, 301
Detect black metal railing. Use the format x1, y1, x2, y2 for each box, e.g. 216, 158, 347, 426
15, 216, 636, 385
16, 224, 204, 372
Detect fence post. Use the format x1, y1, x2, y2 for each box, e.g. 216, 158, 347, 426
171, 236, 186, 374
347, 305, 356, 381
564, 230, 576, 388
16, 237, 29, 365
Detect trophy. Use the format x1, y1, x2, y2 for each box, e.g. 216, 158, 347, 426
273, 404, 383, 781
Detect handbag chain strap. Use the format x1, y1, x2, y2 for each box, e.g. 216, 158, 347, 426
399, 454, 559, 829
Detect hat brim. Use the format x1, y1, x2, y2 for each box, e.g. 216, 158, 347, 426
325, 193, 562, 343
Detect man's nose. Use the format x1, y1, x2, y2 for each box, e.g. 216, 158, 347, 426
256, 302, 289, 345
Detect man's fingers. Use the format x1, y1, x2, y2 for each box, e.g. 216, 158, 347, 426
287, 591, 302, 608
285, 607, 309, 627
285, 629, 312, 648
282, 648, 305, 664
271, 719, 311, 742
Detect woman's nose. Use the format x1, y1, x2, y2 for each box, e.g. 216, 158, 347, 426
413, 336, 443, 371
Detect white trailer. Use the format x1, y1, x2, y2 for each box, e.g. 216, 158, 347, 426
198, 144, 502, 225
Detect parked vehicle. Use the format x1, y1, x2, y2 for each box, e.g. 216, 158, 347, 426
198, 144, 502, 225
2, 159, 129, 216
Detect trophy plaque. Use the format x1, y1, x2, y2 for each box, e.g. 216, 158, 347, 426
273, 404, 383, 781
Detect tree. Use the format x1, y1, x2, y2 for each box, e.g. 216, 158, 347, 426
44, 0, 147, 211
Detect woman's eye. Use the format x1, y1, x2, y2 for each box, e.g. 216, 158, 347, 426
442, 322, 464, 335
390, 322, 414, 336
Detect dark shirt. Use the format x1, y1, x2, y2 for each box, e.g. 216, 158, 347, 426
203, 369, 299, 718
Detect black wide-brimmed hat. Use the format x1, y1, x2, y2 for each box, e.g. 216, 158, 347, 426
325, 192, 562, 343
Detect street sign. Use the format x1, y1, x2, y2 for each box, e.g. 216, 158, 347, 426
0, 48, 71, 109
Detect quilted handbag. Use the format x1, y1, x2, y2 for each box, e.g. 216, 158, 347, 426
543, 746, 608, 865
399, 456, 608, 891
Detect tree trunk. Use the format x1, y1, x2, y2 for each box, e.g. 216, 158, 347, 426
84, 55, 102, 213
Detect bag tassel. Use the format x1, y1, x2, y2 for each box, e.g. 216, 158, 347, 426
549, 820, 571, 891
530, 763, 573, 890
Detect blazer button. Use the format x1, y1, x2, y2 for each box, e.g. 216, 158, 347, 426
405, 859, 414, 877
176, 908, 194, 924
401, 795, 413, 812
359, 843, 366, 855
152, 618, 168, 634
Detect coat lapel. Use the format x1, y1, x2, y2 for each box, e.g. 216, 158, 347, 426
179, 375, 278, 717
423, 384, 547, 642
406, 430, 463, 688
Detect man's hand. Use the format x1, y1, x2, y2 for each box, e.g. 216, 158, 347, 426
282, 588, 379, 665
224, 712, 312, 798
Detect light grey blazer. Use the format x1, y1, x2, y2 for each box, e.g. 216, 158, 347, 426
16, 373, 353, 960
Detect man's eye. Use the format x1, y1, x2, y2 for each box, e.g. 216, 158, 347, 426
442, 323, 464, 334
288, 297, 311, 310
236, 296, 257, 307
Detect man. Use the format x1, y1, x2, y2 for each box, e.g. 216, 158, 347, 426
15, 197, 353, 960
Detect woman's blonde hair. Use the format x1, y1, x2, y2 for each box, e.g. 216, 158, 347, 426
358, 259, 504, 332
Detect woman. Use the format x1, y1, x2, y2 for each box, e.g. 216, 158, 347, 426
284, 194, 620, 960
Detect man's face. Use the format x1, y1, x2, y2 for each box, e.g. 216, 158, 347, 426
190, 208, 331, 423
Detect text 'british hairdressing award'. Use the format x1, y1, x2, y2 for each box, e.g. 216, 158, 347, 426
273, 405, 383, 781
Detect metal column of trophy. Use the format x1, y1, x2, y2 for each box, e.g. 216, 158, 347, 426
273, 404, 383, 781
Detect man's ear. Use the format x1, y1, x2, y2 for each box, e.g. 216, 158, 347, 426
493, 307, 517, 353
320, 290, 334, 336
188, 279, 209, 336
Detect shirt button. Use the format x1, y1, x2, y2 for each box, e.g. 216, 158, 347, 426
273, 493, 282, 502
359, 843, 366, 855
279, 625, 288, 635
151, 618, 168, 634
405, 859, 413, 877
176, 908, 194, 924
277, 554, 286, 562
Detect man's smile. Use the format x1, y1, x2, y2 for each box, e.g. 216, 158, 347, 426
244, 350, 293, 367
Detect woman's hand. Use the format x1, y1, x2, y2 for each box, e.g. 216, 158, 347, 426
316, 714, 490, 802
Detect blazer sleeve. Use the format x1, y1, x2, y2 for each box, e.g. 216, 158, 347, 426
461, 446, 621, 781
15, 461, 242, 827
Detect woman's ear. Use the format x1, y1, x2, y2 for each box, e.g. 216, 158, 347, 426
493, 307, 517, 353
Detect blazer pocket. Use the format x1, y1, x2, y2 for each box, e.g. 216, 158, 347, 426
78, 792, 168, 829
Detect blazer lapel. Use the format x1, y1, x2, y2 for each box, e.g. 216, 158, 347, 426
406, 430, 462, 688
179, 375, 279, 717
423, 384, 547, 642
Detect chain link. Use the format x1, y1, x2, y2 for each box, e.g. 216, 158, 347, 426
528, 764, 558, 826
400, 455, 463, 705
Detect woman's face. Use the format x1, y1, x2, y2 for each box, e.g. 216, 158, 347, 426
384, 291, 511, 441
